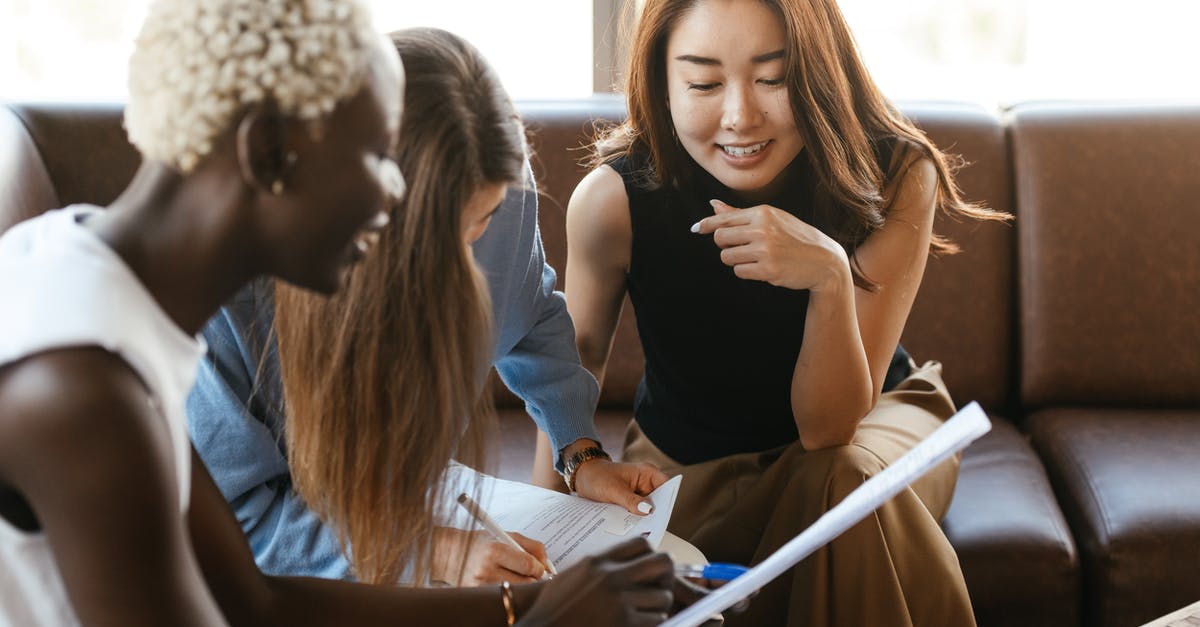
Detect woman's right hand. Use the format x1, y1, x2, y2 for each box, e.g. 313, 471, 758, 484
517, 537, 674, 627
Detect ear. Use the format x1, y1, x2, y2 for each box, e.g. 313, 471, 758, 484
235, 108, 289, 194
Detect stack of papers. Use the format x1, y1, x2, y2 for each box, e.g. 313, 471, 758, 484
442, 465, 682, 570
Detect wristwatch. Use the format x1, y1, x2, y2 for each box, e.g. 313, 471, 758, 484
559, 444, 611, 493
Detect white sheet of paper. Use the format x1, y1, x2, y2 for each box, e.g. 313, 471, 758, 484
442, 466, 683, 570
662, 401, 992, 627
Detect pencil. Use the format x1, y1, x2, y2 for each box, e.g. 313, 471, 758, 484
456, 492, 558, 579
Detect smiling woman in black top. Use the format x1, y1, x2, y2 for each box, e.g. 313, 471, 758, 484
533, 0, 1009, 626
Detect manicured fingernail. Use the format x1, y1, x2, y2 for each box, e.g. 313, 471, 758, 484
690, 221, 701, 233
709, 199, 721, 208
637, 501, 653, 514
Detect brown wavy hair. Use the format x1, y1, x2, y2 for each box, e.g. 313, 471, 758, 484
595, 0, 1010, 288
274, 27, 527, 584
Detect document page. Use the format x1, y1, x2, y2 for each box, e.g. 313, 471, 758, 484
662, 401, 993, 627
442, 466, 682, 570
1139, 599, 1200, 627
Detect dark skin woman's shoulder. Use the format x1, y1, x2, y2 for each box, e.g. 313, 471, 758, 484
0, 348, 226, 626
0, 348, 168, 490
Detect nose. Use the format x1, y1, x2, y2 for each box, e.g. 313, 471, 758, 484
720, 82, 764, 133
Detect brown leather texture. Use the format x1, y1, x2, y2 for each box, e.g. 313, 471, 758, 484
942, 416, 1078, 627
1012, 103, 1200, 407
0, 107, 60, 233
7, 104, 140, 212
1027, 407, 1200, 627
902, 104, 1015, 412
521, 96, 644, 407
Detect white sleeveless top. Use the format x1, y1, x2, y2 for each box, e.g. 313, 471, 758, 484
0, 206, 205, 627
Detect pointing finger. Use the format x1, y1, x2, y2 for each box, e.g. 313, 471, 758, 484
709, 198, 739, 214
712, 224, 757, 248
692, 210, 752, 235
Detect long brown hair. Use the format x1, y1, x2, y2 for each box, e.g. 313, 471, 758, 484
596, 0, 1010, 288
274, 27, 527, 584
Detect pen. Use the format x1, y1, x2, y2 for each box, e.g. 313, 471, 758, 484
675, 562, 750, 582
456, 492, 558, 580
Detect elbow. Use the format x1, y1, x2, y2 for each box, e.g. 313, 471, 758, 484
574, 340, 610, 381
794, 393, 874, 451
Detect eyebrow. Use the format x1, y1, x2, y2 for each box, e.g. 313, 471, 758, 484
674, 49, 785, 66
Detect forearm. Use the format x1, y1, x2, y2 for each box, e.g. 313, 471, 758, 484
531, 431, 568, 492
255, 576, 540, 627
790, 273, 874, 449
240, 487, 353, 579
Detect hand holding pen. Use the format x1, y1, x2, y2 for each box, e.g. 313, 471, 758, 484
673, 562, 755, 622
457, 493, 557, 581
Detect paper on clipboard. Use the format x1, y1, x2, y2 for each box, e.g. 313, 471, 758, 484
440, 465, 682, 571
663, 401, 992, 627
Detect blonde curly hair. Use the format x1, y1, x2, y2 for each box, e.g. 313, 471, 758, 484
126, 0, 380, 172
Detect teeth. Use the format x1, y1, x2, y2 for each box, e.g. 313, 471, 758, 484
721, 141, 769, 157
368, 210, 390, 229
354, 231, 380, 254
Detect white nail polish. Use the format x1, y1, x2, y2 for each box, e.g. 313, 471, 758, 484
637, 501, 653, 514
690, 221, 701, 233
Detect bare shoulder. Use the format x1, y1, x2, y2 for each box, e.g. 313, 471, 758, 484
0, 348, 173, 492
883, 141, 938, 223
569, 165, 631, 231
567, 164, 632, 267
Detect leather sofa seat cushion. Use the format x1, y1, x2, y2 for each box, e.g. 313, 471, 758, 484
943, 415, 1079, 627
1027, 408, 1200, 627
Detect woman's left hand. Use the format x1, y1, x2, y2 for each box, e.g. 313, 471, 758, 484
432, 527, 550, 586
573, 458, 670, 515
692, 199, 849, 293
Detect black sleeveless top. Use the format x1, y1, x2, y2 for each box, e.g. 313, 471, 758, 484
615, 150, 911, 464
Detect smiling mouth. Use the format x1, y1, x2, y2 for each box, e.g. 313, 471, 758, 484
351, 210, 389, 256
719, 141, 771, 157
353, 232, 379, 255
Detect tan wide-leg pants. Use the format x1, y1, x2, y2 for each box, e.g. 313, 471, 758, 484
623, 361, 976, 627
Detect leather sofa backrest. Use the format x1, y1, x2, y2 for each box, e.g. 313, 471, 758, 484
1012, 103, 1200, 407
0, 104, 137, 234
520, 97, 1016, 411
0, 106, 62, 234
899, 103, 1015, 411
520, 96, 644, 407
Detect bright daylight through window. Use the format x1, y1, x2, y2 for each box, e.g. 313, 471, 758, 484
2, 0, 1199, 103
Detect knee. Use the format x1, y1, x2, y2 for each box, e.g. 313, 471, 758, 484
814, 444, 887, 499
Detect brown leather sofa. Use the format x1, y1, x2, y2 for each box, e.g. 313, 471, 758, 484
2, 98, 1197, 627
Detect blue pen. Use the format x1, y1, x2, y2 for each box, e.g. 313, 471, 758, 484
675, 562, 750, 581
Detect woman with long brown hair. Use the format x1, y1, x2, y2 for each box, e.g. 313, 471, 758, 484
273, 26, 518, 586
534, 0, 1011, 624
181, 24, 691, 625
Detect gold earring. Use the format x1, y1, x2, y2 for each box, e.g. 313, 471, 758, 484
271, 179, 284, 195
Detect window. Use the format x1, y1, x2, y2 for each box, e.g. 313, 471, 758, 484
840, 0, 1200, 103
3, 0, 1198, 104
